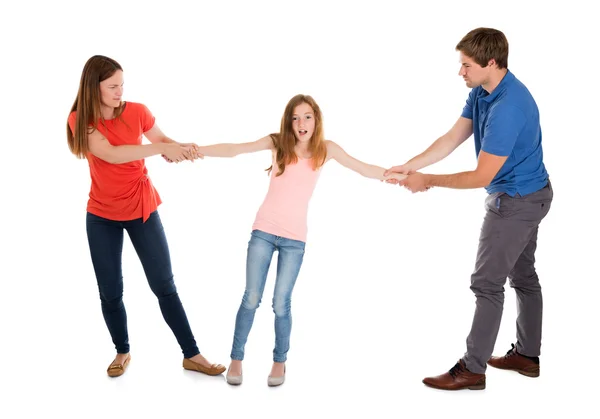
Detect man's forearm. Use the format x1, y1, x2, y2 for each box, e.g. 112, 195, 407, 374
407, 134, 460, 170
425, 171, 488, 189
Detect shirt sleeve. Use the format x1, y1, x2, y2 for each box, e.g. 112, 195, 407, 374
481, 105, 527, 157
68, 111, 76, 133
140, 104, 156, 132
460, 89, 476, 120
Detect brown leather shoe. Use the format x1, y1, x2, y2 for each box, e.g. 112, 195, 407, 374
183, 358, 226, 376
423, 360, 486, 390
107, 354, 131, 378
487, 344, 540, 377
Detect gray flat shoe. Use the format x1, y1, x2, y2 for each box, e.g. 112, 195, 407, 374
267, 365, 286, 387
226, 369, 243, 385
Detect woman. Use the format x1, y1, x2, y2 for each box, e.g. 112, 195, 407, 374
67, 55, 224, 378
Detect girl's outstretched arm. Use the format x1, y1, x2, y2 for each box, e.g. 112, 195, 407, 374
326, 140, 406, 182
197, 135, 274, 158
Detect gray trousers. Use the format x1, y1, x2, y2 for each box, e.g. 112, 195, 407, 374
462, 182, 553, 374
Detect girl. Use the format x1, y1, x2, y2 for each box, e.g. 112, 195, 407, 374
195, 94, 406, 386
67, 55, 224, 377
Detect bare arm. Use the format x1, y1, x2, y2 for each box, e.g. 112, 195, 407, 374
87, 128, 190, 164
144, 124, 179, 144
399, 150, 508, 192
387, 117, 473, 175
424, 150, 508, 189
196, 135, 274, 158
144, 124, 203, 161
326, 141, 406, 181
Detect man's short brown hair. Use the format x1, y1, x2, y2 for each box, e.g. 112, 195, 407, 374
456, 28, 509, 69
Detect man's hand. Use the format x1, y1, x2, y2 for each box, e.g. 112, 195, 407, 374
383, 163, 418, 184
399, 172, 430, 193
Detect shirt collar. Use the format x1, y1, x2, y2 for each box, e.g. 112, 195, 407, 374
481, 69, 514, 103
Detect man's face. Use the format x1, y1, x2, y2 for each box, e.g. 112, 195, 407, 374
458, 52, 491, 88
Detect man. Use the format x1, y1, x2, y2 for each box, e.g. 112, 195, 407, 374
385, 27, 553, 390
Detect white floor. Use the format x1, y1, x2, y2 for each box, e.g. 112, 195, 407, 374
5, 200, 596, 418
8, 351, 592, 418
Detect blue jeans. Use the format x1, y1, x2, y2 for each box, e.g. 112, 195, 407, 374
86, 211, 200, 358
230, 230, 305, 363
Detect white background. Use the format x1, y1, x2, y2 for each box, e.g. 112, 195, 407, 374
1, 0, 598, 418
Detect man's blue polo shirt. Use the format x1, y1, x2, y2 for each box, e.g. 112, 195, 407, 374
461, 70, 549, 196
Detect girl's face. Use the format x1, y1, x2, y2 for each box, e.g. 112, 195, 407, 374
292, 102, 315, 144
99, 70, 124, 109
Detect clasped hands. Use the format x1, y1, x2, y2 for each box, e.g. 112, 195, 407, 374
383, 165, 432, 193
161, 142, 204, 163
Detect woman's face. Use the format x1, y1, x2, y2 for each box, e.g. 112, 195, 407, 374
99, 70, 124, 108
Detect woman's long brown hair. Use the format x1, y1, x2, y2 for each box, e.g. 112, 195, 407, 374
67, 55, 124, 159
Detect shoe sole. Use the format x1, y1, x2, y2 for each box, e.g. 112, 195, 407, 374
226, 381, 242, 386
226, 376, 243, 386
182, 360, 226, 376
423, 382, 485, 390
487, 363, 539, 378
267, 377, 285, 387
517, 370, 540, 377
